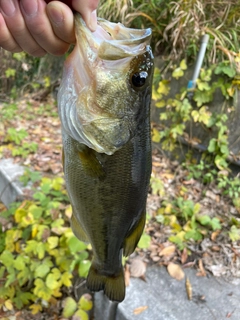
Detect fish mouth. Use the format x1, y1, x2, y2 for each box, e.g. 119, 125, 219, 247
75, 13, 152, 60
58, 14, 153, 155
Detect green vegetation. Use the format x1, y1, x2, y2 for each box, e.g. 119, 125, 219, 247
99, 0, 240, 61
152, 56, 239, 170
0, 172, 92, 317
150, 53, 240, 247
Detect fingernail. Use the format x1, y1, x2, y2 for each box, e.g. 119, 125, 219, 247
0, 0, 16, 16
47, 4, 63, 25
21, 0, 38, 17
88, 10, 97, 32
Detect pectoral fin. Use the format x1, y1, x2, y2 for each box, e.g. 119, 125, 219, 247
123, 212, 146, 257
71, 213, 89, 243
78, 147, 105, 180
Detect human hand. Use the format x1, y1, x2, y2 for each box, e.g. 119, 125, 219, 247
0, 0, 99, 57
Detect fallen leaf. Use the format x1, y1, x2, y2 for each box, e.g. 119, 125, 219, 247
183, 178, 195, 185
185, 277, 192, 300
211, 245, 220, 251
133, 306, 148, 315
181, 247, 188, 264
162, 173, 174, 180
167, 262, 185, 280
152, 256, 161, 262
226, 309, 236, 318
125, 264, 130, 287
197, 259, 206, 277
130, 258, 146, 278
159, 245, 176, 257
211, 230, 221, 241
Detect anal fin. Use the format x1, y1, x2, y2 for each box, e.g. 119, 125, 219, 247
123, 212, 146, 257
71, 213, 89, 242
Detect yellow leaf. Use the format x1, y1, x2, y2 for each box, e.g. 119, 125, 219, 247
151, 128, 161, 143
32, 225, 38, 238
52, 287, 62, 298
4, 299, 13, 310
65, 205, 72, 219
61, 271, 73, 287
15, 240, 21, 253
167, 262, 185, 280
168, 215, 177, 226
62, 297, 77, 318
47, 236, 59, 249
155, 100, 166, 108
14, 208, 27, 223
186, 277, 192, 300
180, 59, 187, 70
176, 231, 186, 241
79, 294, 93, 311
29, 303, 43, 315
21, 213, 35, 227
183, 221, 192, 232
171, 222, 182, 232
152, 87, 162, 101
133, 306, 148, 315
172, 67, 184, 79
157, 80, 170, 96
164, 203, 172, 214
74, 309, 89, 320
159, 245, 176, 257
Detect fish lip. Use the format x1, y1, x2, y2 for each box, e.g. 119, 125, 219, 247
75, 13, 152, 59
97, 18, 152, 45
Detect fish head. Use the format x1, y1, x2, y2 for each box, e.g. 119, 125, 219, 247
58, 14, 154, 154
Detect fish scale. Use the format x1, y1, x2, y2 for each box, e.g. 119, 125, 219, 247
58, 13, 154, 302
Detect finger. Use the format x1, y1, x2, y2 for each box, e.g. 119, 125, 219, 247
0, 12, 22, 52
20, 0, 70, 55
0, 0, 46, 56
72, 0, 99, 31
46, 1, 75, 44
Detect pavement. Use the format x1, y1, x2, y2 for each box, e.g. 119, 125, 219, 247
0, 158, 26, 207
1, 159, 240, 320
95, 266, 240, 320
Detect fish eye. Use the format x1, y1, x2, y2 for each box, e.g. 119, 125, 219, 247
131, 71, 148, 88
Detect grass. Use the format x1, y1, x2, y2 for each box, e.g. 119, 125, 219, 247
98, 0, 240, 62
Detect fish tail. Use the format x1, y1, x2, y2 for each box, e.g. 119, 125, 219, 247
87, 262, 125, 302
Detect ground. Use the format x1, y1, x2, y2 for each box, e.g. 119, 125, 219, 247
0, 96, 240, 319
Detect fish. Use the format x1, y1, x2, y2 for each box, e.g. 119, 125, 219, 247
57, 13, 154, 302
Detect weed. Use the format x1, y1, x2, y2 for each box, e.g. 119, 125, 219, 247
0, 175, 92, 316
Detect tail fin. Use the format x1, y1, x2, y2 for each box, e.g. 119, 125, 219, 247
87, 262, 125, 302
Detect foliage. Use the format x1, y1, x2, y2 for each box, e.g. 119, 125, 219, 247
151, 55, 240, 248
153, 186, 222, 250
98, 0, 240, 61
152, 56, 238, 170
0, 172, 92, 315
2, 127, 38, 158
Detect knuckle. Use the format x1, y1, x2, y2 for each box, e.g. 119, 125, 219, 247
0, 38, 21, 52
27, 47, 46, 57
50, 44, 70, 56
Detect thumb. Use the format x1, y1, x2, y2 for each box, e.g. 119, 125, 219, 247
72, 0, 99, 31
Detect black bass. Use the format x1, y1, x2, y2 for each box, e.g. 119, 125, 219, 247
58, 13, 154, 302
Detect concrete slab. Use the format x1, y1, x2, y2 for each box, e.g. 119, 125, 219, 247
0, 158, 25, 207
95, 266, 240, 320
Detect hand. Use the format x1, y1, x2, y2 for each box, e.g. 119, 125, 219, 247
0, 0, 99, 56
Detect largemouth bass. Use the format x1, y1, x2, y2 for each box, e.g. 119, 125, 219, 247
58, 13, 154, 302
